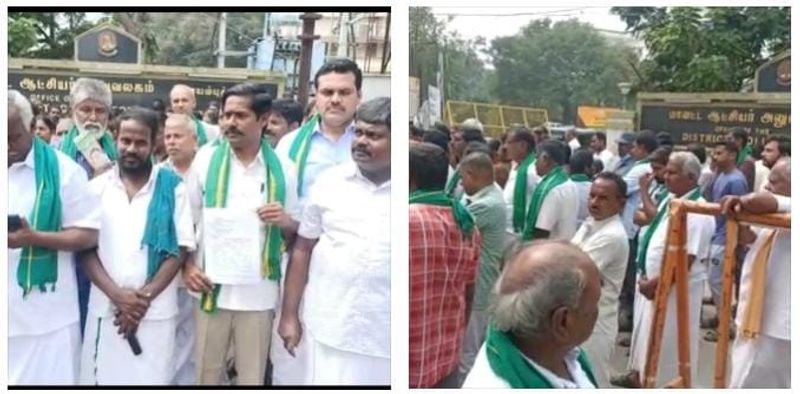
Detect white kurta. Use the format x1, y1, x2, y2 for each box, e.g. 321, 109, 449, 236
594, 149, 619, 174
502, 160, 540, 234
9, 147, 101, 385
729, 194, 790, 388
297, 162, 390, 384
463, 344, 596, 388
627, 192, 714, 387
80, 165, 195, 384
535, 180, 579, 241
571, 214, 629, 388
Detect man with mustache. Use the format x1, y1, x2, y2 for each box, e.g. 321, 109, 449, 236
78, 107, 195, 384
8, 90, 100, 385
272, 58, 363, 384
170, 84, 220, 147
188, 83, 300, 385
279, 97, 391, 385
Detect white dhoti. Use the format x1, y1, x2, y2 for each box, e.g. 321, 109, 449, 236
307, 334, 390, 385
628, 276, 704, 387
171, 288, 196, 385
9, 322, 82, 385
582, 323, 615, 388
729, 335, 790, 388
80, 314, 177, 385
270, 306, 312, 385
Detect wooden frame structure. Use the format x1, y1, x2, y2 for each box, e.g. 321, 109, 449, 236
642, 199, 790, 388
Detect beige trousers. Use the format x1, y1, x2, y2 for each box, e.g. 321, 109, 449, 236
194, 306, 273, 385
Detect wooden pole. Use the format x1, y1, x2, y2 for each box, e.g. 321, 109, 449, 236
673, 200, 789, 228
713, 219, 740, 388
673, 204, 692, 388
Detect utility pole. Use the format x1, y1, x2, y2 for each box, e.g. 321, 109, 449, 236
297, 12, 321, 108
217, 12, 227, 68
337, 12, 349, 58
263, 13, 271, 38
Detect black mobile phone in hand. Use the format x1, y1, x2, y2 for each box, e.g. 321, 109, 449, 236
8, 215, 22, 233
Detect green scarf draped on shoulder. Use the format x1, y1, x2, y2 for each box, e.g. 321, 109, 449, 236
18, 137, 62, 296
636, 187, 702, 275
570, 173, 591, 183
140, 167, 182, 281
60, 125, 118, 162
445, 171, 462, 199
200, 138, 287, 313
485, 324, 597, 388
521, 166, 569, 241
288, 114, 319, 197
736, 144, 753, 166
409, 189, 474, 236
193, 117, 210, 146
512, 154, 536, 233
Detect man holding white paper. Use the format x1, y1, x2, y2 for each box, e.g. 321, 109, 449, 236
187, 83, 300, 385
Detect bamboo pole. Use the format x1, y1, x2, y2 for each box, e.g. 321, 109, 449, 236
713, 220, 740, 388
674, 200, 789, 228
673, 204, 692, 388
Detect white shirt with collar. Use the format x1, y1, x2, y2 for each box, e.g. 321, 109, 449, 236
594, 149, 619, 173
535, 180, 579, 241
275, 120, 355, 204
191, 144, 301, 312
463, 344, 596, 388
502, 160, 541, 234
88, 164, 196, 320
299, 161, 391, 358
9, 147, 102, 337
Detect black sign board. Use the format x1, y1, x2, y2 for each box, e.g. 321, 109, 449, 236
639, 104, 790, 148
8, 70, 279, 115
76, 26, 140, 64
756, 55, 790, 93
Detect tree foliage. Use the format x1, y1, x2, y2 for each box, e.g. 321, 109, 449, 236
489, 19, 637, 123
611, 7, 791, 92
9, 12, 96, 59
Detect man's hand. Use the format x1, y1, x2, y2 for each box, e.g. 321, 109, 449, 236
639, 172, 654, 194
278, 313, 303, 357
638, 277, 659, 300
8, 217, 35, 249
719, 195, 742, 217
257, 202, 293, 231
182, 262, 213, 293
111, 288, 150, 322
113, 310, 139, 337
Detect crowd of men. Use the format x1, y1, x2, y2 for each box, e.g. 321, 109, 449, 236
9, 58, 391, 386
409, 119, 790, 388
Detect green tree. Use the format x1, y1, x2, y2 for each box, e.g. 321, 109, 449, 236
489, 19, 637, 123
611, 7, 791, 92
8, 12, 96, 59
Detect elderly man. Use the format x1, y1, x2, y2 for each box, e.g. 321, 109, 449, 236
720, 158, 790, 388
502, 127, 540, 242
614, 152, 715, 388
522, 140, 578, 241
408, 143, 480, 388
463, 240, 602, 388
455, 152, 507, 385
78, 107, 195, 384
571, 172, 629, 388
169, 84, 220, 146
187, 84, 300, 385
9, 91, 100, 385
279, 98, 391, 385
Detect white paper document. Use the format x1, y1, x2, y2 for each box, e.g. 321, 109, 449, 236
203, 207, 262, 285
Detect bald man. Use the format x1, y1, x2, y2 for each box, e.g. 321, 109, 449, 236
169, 84, 220, 146
463, 241, 601, 388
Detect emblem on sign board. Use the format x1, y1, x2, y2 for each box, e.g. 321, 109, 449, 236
777, 59, 790, 86
98, 31, 118, 57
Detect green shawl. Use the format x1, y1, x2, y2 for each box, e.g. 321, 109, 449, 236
485, 324, 598, 388
193, 117, 210, 146
18, 137, 62, 296
637, 187, 701, 275
201, 138, 287, 313
570, 173, 591, 183
736, 144, 753, 166
409, 189, 475, 236
445, 171, 462, 199
140, 167, 182, 281
521, 166, 569, 241
60, 125, 118, 162
512, 153, 536, 233
287, 114, 320, 197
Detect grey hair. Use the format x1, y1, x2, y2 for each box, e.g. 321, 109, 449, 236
165, 113, 198, 138
355, 97, 390, 129
459, 151, 494, 177
669, 151, 701, 181
170, 84, 196, 100
70, 77, 112, 109
9, 90, 34, 133
461, 118, 484, 133
489, 249, 588, 340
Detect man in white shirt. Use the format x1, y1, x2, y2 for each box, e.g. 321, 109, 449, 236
272, 59, 362, 384
78, 107, 195, 384
754, 135, 790, 191
186, 84, 300, 385
463, 241, 602, 388
568, 149, 594, 229
502, 127, 540, 243
279, 97, 391, 385
615, 152, 715, 388
9, 91, 101, 385
522, 140, 579, 241
590, 132, 619, 173
722, 158, 790, 388
170, 84, 220, 146
566, 127, 581, 153
571, 172, 629, 388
